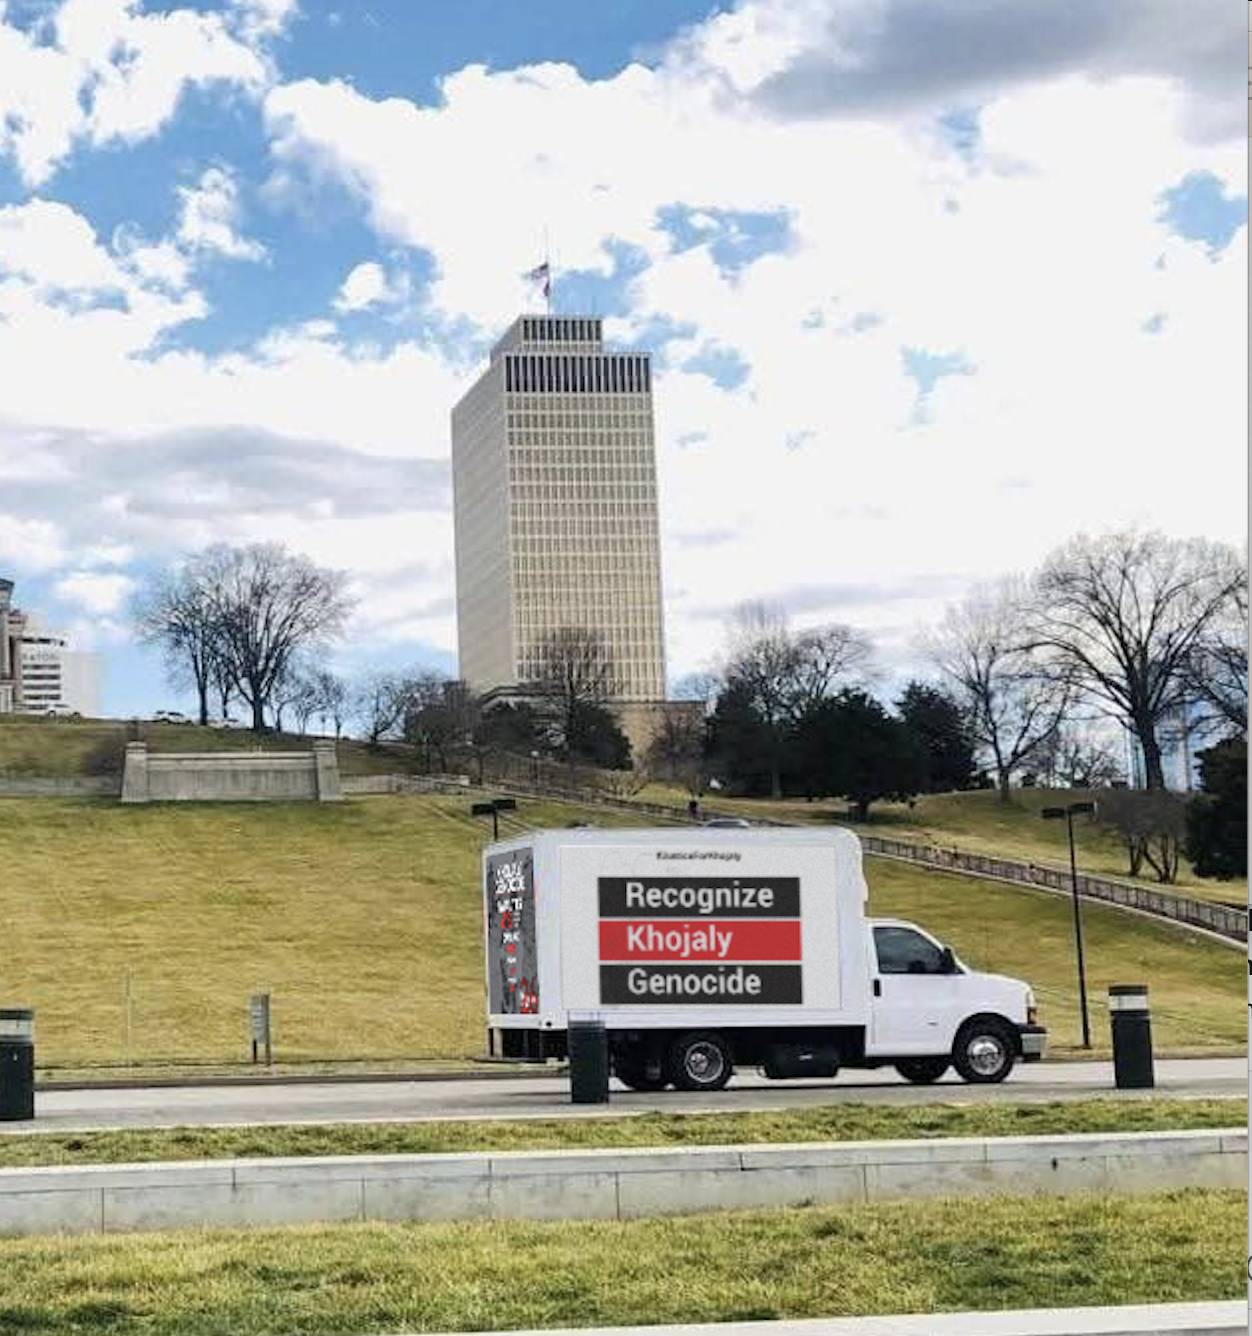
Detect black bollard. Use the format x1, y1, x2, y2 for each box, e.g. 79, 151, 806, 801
568, 1019, 610, 1104
1108, 984, 1154, 1090
0, 1008, 35, 1121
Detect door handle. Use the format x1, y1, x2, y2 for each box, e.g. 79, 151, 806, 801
872, 979, 881, 997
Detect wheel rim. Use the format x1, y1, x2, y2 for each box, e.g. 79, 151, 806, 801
967, 1034, 1006, 1076
685, 1042, 725, 1084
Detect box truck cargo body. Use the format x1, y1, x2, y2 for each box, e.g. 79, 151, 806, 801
484, 827, 1046, 1090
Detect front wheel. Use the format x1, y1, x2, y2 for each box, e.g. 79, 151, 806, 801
666, 1031, 734, 1092
895, 1057, 949, 1084
952, 1018, 1017, 1084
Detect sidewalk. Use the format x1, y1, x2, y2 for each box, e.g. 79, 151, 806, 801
412, 1301, 1245, 1336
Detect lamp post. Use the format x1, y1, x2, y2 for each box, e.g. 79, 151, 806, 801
471, 797, 517, 841
1041, 800, 1097, 1049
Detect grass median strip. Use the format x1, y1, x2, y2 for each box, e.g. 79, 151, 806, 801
0, 1098, 1243, 1168
0, 1190, 1240, 1334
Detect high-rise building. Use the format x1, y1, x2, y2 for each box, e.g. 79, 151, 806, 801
451, 315, 666, 709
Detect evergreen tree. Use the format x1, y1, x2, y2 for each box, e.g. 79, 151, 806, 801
896, 681, 978, 792
1184, 738, 1247, 880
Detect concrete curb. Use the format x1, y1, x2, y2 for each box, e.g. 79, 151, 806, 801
35, 1063, 558, 1093
0, 1127, 1242, 1237
400, 1302, 1247, 1335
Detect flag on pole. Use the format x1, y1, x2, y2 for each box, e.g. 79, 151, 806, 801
522, 261, 551, 299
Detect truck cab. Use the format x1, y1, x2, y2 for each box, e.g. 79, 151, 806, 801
866, 917, 1046, 1083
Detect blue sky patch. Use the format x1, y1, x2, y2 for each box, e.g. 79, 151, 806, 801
681, 342, 750, 390
656, 204, 794, 277
1157, 171, 1246, 256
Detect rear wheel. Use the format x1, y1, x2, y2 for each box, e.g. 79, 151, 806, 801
952, 1018, 1017, 1084
666, 1031, 734, 1092
895, 1057, 949, 1084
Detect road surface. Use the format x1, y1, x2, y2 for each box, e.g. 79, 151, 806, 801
2, 1059, 1243, 1133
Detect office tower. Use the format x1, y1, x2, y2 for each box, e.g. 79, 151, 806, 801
451, 315, 666, 708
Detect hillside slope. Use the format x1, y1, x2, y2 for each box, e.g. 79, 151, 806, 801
0, 794, 1240, 1068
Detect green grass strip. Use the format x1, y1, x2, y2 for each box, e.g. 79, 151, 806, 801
1, 1098, 1242, 1168
0, 1190, 1241, 1334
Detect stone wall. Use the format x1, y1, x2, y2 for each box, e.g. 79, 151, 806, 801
121, 741, 342, 804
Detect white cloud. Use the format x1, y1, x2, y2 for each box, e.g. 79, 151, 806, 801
229, 0, 300, 43
0, 0, 271, 185
175, 165, 267, 262
0, 1, 1244, 681
0, 514, 66, 572
53, 570, 136, 615
333, 260, 389, 311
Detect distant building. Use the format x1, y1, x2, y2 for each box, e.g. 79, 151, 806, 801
0, 578, 101, 716
451, 314, 670, 752
0, 578, 21, 713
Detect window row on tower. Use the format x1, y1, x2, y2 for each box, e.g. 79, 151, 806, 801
521, 316, 602, 344
505, 354, 651, 395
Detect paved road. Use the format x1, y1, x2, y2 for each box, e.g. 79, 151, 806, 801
2, 1059, 1244, 1133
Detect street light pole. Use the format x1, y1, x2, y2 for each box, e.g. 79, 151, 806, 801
1064, 806, 1091, 1049
1042, 800, 1096, 1050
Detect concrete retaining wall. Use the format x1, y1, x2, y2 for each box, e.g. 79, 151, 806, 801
0, 774, 117, 797
0, 1128, 1241, 1237
121, 742, 342, 803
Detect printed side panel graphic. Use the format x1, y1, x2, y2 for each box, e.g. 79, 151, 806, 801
598, 872, 803, 1005
486, 847, 539, 1014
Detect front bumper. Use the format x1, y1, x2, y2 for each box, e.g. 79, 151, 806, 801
1018, 1024, 1048, 1062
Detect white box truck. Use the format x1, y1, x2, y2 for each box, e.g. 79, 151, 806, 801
484, 826, 1047, 1091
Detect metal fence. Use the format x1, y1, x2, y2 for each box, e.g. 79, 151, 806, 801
420, 775, 1247, 944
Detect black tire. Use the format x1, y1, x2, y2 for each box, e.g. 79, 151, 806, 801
613, 1058, 668, 1092
952, 1018, 1017, 1084
895, 1057, 949, 1084
666, 1031, 734, 1092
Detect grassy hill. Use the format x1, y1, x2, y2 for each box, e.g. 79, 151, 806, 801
0, 793, 1240, 1070
644, 784, 1247, 905
0, 715, 414, 779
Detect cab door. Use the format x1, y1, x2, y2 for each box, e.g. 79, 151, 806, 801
868, 923, 965, 1055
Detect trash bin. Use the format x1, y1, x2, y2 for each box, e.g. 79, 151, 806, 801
1108, 984, 1153, 1090
0, 1008, 34, 1121
568, 1018, 610, 1104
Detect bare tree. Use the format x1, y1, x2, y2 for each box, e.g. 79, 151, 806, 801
404, 673, 479, 772
270, 657, 320, 734
1051, 727, 1124, 789
645, 704, 708, 796
353, 671, 413, 747
721, 601, 873, 798
922, 579, 1069, 803
1181, 572, 1247, 737
1098, 788, 1188, 884
527, 627, 620, 766
1029, 532, 1244, 789
132, 550, 230, 726
310, 670, 349, 739
208, 543, 354, 732
788, 624, 875, 718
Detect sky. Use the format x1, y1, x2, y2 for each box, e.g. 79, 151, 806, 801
0, 0, 1245, 718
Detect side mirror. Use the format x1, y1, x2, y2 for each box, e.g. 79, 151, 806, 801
939, 946, 958, 975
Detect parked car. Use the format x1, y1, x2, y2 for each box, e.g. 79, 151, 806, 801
153, 710, 188, 723
702, 817, 752, 829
